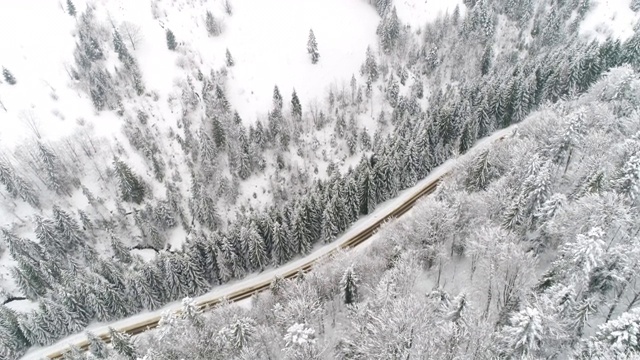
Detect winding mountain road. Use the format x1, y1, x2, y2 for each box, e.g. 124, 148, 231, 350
25, 127, 513, 360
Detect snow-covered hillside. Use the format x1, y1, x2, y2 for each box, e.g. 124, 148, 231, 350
0, 0, 380, 145
2, 0, 640, 358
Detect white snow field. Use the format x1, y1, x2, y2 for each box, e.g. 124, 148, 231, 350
0, 1, 120, 149
0, 0, 380, 143
21, 121, 519, 360
580, 0, 640, 42
394, 0, 466, 28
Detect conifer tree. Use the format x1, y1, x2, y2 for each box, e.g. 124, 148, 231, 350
378, 7, 400, 53
226, 48, 234, 67
271, 222, 289, 265
166, 29, 177, 51
34, 215, 64, 255
358, 165, 377, 215
214, 85, 230, 112
291, 88, 302, 119
321, 202, 340, 243
2, 67, 16, 85
109, 328, 137, 359
205, 11, 221, 36
53, 205, 84, 250
350, 74, 357, 103
307, 29, 319, 64
194, 195, 220, 230
113, 30, 130, 63
364, 46, 379, 82
113, 158, 146, 204
66, 0, 76, 16
291, 207, 313, 255
481, 44, 493, 75
11, 264, 47, 300
0, 160, 18, 197
466, 149, 493, 191
111, 235, 132, 264
86, 332, 109, 358
38, 142, 70, 196
273, 85, 283, 111
245, 224, 268, 270
12, 172, 40, 208
340, 265, 359, 304
0, 306, 30, 358
180, 253, 210, 296
140, 263, 166, 306
211, 116, 226, 149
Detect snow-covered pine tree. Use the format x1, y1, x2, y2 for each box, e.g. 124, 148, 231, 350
225, 48, 234, 67
481, 43, 493, 76
11, 262, 48, 300
38, 142, 71, 196
161, 253, 187, 301
321, 201, 340, 243
291, 88, 302, 119
211, 116, 226, 149
113, 30, 131, 63
141, 263, 166, 306
86, 331, 110, 358
224, 0, 233, 15
244, 224, 267, 270
307, 29, 320, 64
214, 85, 230, 112
497, 307, 545, 357
378, 7, 400, 54
113, 158, 146, 204
195, 195, 220, 230
66, 0, 76, 16
466, 149, 493, 191
364, 46, 379, 82
358, 164, 377, 215
374, 0, 392, 16
459, 118, 478, 154
34, 215, 64, 255
166, 29, 177, 50
0, 306, 30, 359
111, 234, 132, 264
340, 265, 359, 304
52, 205, 84, 250
109, 327, 137, 359
180, 253, 210, 296
291, 206, 313, 255
2, 67, 16, 85
273, 85, 283, 111
205, 10, 222, 36
271, 222, 290, 265
0, 159, 18, 197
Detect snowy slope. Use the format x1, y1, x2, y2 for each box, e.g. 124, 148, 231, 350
0, 0, 380, 292
580, 0, 640, 41
0, 1, 121, 148
394, 0, 466, 28
20, 120, 519, 360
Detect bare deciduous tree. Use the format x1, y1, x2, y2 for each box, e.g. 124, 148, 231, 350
20, 110, 41, 139
120, 21, 143, 50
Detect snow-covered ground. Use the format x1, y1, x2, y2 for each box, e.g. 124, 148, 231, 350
20, 121, 519, 360
580, 0, 640, 41
0, 1, 120, 148
394, 0, 465, 28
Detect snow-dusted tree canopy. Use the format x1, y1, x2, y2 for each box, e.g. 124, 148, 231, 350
1, 0, 640, 358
